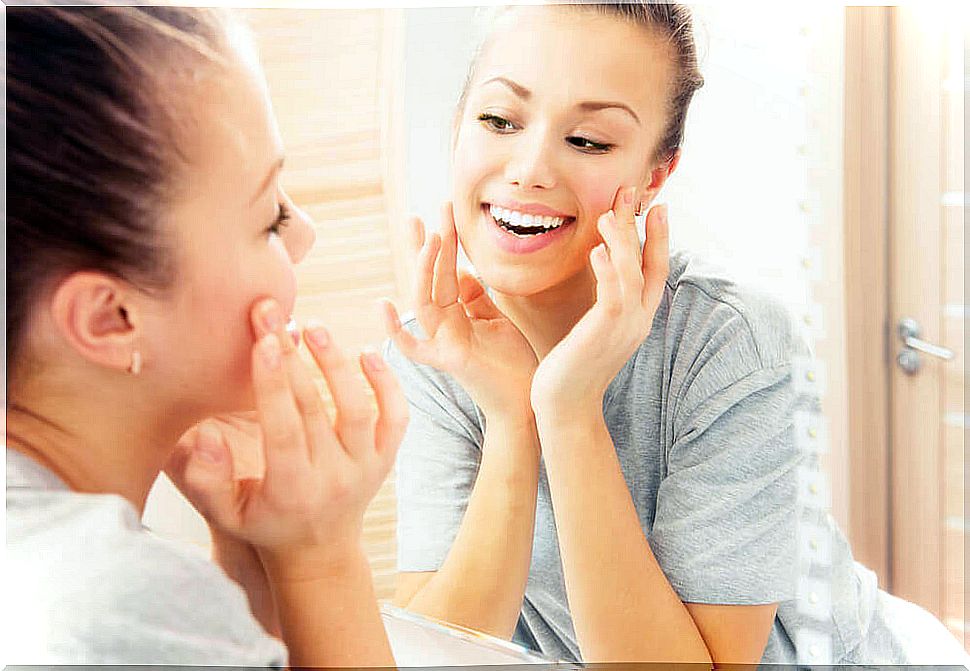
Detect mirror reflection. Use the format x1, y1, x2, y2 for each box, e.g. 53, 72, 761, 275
6, 3, 966, 668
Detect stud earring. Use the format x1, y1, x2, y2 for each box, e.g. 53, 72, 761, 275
128, 351, 142, 376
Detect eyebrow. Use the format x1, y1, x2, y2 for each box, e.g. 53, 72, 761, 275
482, 76, 641, 126
249, 157, 285, 205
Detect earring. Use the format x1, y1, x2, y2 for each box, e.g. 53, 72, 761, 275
127, 351, 142, 376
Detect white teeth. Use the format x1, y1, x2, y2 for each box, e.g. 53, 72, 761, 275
488, 204, 567, 233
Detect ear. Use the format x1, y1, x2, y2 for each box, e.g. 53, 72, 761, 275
637, 149, 681, 212
48, 271, 143, 374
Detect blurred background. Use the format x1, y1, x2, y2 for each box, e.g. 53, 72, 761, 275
142, 4, 967, 649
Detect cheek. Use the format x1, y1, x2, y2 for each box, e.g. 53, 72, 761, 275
267, 236, 298, 316
571, 171, 622, 229
453, 128, 497, 200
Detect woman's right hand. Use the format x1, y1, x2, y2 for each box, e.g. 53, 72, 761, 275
382, 203, 538, 420
167, 298, 408, 562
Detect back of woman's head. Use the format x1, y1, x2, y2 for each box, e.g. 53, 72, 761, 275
6, 6, 229, 381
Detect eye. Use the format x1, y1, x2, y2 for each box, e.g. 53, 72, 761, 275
267, 202, 291, 236
567, 136, 613, 154
478, 112, 517, 134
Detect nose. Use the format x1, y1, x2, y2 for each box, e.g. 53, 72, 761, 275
504, 128, 557, 190
287, 204, 316, 264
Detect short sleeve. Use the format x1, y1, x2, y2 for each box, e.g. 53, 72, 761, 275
649, 281, 802, 605
383, 317, 485, 572
4, 488, 288, 666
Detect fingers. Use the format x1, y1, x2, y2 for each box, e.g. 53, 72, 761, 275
457, 271, 502, 320
407, 215, 426, 260
598, 186, 643, 299
379, 298, 438, 367
358, 348, 409, 459
251, 331, 308, 473
212, 419, 264, 480
165, 423, 238, 529
611, 183, 639, 229
412, 231, 441, 312
641, 203, 670, 311
302, 320, 375, 459
589, 243, 621, 315
432, 202, 460, 307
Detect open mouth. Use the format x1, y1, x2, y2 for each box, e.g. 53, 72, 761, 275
485, 203, 575, 237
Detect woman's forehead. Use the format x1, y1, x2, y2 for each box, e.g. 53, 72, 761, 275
473, 6, 672, 118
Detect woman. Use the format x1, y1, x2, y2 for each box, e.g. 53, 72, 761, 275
5, 6, 405, 666
382, 2, 969, 666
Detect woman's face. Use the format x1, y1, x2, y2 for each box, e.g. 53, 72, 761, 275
452, 7, 673, 296
147, 34, 315, 414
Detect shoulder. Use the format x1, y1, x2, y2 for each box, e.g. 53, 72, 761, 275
652, 251, 803, 419
660, 250, 798, 370
6, 488, 285, 665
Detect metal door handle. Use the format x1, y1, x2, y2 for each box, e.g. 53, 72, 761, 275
897, 318, 955, 359
896, 317, 955, 374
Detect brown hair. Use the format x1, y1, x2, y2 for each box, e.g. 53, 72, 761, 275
6, 6, 231, 380
456, 2, 704, 163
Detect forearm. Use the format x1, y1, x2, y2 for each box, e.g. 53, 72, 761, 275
261, 544, 394, 668
403, 413, 540, 639
211, 531, 282, 639
535, 406, 712, 665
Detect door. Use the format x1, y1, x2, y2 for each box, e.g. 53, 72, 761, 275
844, 6, 966, 645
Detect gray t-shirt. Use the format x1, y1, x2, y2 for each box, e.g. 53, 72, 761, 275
5, 447, 287, 666
386, 251, 967, 666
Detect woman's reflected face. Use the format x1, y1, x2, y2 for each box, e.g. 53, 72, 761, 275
451, 6, 673, 296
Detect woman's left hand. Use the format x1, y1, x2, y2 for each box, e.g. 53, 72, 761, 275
531, 186, 669, 413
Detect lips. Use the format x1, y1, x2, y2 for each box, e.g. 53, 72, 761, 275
480, 203, 575, 254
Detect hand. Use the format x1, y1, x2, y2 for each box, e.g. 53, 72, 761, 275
531, 186, 669, 413
164, 298, 408, 564
382, 203, 538, 421
168, 412, 278, 635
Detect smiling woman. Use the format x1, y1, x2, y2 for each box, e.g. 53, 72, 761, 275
382, 2, 970, 667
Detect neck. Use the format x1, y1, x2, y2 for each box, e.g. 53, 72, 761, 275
6, 368, 195, 515
493, 266, 597, 360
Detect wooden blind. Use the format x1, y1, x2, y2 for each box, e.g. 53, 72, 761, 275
242, 8, 405, 600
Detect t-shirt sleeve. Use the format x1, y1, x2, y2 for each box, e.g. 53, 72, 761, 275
383, 318, 485, 572
649, 287, 802, 605
102, 536, 290, 667
5, 491, 288, 666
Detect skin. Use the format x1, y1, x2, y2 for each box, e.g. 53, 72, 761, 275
6, 28, 405, 668
385, 6, 778, 666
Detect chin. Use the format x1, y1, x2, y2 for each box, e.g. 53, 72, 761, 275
474, 263, 563, 298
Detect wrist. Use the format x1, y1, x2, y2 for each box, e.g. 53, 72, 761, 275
532, 400, 605, 433
258, 540, 369, 585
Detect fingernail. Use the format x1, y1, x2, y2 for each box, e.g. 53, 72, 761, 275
259, 300, 282, 334
658, 204, 669, 226
305, 319, 329, 348
362, 347, 385, 372
259, 333, 281, 369
623, 186, 635, 205
285, 317, 300, 346
196, 424, 223, 464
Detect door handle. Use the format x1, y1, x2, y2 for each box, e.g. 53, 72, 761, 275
896, 317, 955, 375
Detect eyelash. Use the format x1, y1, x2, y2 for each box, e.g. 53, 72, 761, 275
268, 202, 291, 236
476, 112, 614, 154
